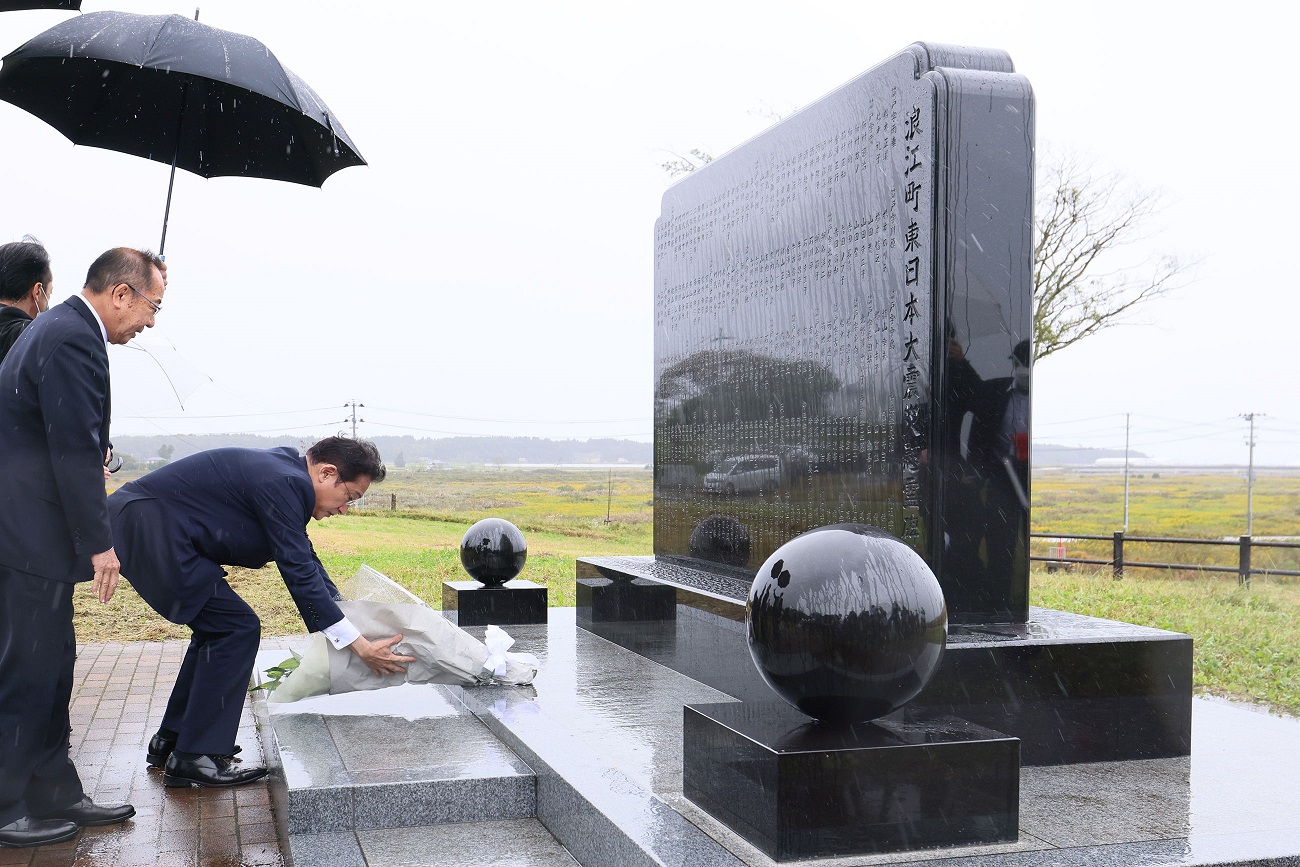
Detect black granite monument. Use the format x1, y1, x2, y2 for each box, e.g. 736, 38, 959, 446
577, 40, 1192, 858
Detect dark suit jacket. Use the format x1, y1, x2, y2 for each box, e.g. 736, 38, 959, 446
108, 446, 345, 629
0, 305, 33, 367
0, 296, 112, 581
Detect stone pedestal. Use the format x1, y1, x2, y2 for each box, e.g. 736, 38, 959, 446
575, 566, 677, 630
684, 701, 1019, 860
442, 579, 547, 626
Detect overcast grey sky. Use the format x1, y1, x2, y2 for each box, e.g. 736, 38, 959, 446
1, 0, 1297, 464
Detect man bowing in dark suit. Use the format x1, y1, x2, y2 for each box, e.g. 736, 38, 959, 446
107, 437, 414, 788
0, 247, 165, 849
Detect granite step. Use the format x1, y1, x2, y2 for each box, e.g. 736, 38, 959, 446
253, 658, 537, 838
290, 820, 580, 867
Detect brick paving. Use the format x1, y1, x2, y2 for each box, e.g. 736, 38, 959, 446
0, 640, 284, 867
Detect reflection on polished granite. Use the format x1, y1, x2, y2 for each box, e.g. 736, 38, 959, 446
579, 556, 1192, 766
257, 610, 1300, 866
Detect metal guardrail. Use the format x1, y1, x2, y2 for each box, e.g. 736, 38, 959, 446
1030, 532, 1300, 586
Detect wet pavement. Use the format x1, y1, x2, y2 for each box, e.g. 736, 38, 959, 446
0, 640, 282, 867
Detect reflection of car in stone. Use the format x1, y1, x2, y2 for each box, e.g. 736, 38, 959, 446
704, 455, 781, 495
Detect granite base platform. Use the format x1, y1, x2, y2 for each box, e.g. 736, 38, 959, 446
253, 609, 1300, 866
577, 556, 1193, 765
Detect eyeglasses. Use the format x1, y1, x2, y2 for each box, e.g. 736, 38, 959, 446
341, 481, 363, 507
124, 282, 162, 315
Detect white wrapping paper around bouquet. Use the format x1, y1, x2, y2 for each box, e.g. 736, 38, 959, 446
269, 566, 539, 704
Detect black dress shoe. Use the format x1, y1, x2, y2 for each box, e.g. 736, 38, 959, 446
148, 731, 240, 768
163, 752, 267, 788
146, 730, 176, 767
0, 816, 79, 848
34, 797, 134, 827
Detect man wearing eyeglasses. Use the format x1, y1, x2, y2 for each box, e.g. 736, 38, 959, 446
0, 247, 164, 849
105, 437, 414, 789
0, 237, 54, 366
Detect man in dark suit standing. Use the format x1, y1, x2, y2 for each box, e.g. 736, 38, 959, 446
0, 238, 54, 365
108, 437, 414, 788
0, 247, 165, 849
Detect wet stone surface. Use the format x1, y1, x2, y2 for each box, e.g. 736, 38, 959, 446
262, 610, 1300, 867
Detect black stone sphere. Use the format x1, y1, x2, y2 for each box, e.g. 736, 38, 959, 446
746, 523, 947, 724
460, 518, 527, 588
689, 515, 752, 569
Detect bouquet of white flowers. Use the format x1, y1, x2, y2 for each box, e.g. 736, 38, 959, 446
262, 566, 539, 703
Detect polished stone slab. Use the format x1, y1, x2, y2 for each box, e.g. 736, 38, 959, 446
577, 556, 1192, 765
685, 702, 1019, 860
451, 612, 746, 866
443, 578, 548, 626
653, 44, 1036, 624
255, 611, 1300, 866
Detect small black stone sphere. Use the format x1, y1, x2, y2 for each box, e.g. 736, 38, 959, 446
460, 518, 527, 587
746, 523, 947, 724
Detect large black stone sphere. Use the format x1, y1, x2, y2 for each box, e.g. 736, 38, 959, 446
747, 523, 947, 724
460, 518, 527, 587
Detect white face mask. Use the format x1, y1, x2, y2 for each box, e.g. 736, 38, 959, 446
35, 284, 48, 314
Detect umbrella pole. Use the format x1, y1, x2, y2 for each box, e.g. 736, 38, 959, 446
160, 159, 178, 257
158, 81, 190, 258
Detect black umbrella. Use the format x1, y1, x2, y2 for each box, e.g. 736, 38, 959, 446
0, 11, 365, 253
0, 1, 79, 11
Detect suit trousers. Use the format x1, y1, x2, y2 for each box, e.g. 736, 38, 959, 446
162, 579, 262, 756
0, 566, 84, 826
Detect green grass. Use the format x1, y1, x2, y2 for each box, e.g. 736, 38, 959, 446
80, 464, 1300, 715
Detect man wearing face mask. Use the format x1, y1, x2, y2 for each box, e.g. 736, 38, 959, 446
0, 237, 54, 366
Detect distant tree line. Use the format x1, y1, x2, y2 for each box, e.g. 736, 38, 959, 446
109, 434, 652, 467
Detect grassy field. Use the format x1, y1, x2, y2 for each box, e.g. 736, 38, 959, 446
78, 464, 1300, 715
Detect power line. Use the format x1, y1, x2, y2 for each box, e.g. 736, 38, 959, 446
114, 406, 340, 420
366, 404, 652, 425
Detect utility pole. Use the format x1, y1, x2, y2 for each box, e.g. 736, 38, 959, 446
1123, 412, 1131, 533
1241, 413, 1260, 535
605, 469, 613, 523
712, 327, 734, 424
344, 400, 365, 439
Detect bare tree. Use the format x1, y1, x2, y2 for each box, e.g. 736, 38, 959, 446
1032, 153, 1192, 360
662, 142, 1193, 361
661, 148, 714, 178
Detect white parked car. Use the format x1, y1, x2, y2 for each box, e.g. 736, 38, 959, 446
703, 455, 781, 495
